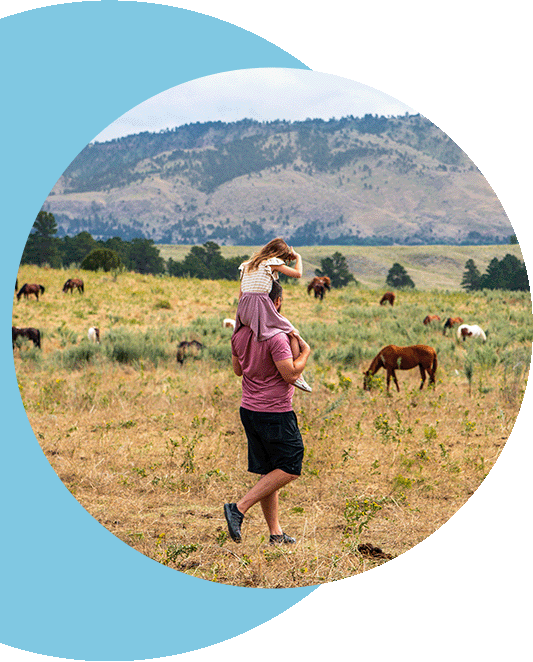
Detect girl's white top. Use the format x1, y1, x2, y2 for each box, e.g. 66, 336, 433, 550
239, 257, 284, 293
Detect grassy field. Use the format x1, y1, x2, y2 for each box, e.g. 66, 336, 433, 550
12, 263, 532, 587
158, 243, 525, 290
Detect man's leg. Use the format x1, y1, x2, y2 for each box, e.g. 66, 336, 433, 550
224, 468, 298, 542
259, 489, 282, 536
236, 468, 298, 519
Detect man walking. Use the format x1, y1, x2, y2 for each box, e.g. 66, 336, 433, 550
225, 281, 311, 544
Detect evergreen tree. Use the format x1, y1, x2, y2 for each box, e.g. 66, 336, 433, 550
315, 252, 355, 288
128, 238, 165, 275
21, 211, 61, 267
480, 257, 504, 290
167, 242, 247, 280
461, 259, 482, 291
81, 248, 122, 272
386, 262, 415, 289
59, 231, 97, 266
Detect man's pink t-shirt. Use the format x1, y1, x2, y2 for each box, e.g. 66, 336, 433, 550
231, 326, 294, 412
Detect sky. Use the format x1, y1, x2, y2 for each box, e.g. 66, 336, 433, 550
93, 68, 417, 142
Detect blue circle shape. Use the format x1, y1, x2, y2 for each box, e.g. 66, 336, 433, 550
0, 3, 316, 660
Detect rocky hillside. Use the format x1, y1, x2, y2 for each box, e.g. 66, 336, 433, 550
43, 114, 513, 245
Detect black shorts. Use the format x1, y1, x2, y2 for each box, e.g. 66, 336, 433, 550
239, 407, 304, 476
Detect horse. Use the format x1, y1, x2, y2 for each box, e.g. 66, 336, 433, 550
222, 318, 236, 330
12, 326, 41, 349
88, 327, 100, 343
457, 324, 487, 342
16, 283, 45, 301
442, 317, 464, 336
423, 314, 441, 325
307, 276, 331, 301
177, 340, 203, 364
63, 278, 84, 294
363, 344, 438, 392
379, 292, 395, 306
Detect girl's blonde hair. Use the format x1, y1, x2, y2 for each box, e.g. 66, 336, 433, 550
247, 238, 293, 272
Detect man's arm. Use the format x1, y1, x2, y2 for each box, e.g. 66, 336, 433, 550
232, 354, 243, 376
274, 336, 311, 384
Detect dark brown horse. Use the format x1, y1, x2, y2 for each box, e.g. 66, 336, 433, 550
307, 276, 331, 301
12, 326, 41, 349
177, 340, 203, 364
16, 283, 45, 301
363, 344, 437, 392
63, 278, 84, 294
379, 292, 395, 306
442, 317, 464, 336
423, 314, 441, 325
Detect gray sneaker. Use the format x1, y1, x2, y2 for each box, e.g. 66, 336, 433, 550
224, 503, 244, 542
294, 376, 312, 392
269, 532, 296, 545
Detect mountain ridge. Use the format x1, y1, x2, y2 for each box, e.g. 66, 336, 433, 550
43, 114, 513, 245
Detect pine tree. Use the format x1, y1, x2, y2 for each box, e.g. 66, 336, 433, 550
386, 263, 415, 289
315, 252, 356, 288
461, 259, 482, 291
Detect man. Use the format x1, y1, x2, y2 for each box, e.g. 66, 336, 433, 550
225, 280, 311, 545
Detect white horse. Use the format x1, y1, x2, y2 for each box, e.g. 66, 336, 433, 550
222, 318, 235, 330
457, 324, 487, 342
88, 327, 100, 343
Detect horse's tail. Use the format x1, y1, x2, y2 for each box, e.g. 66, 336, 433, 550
35, 329, 41, 348
432, 352, 438, 374
40, 285, 45, 294
81, 282, 84, 292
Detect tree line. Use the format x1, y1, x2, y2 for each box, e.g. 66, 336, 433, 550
461, 254, 529, 291
21, 212, 528, 292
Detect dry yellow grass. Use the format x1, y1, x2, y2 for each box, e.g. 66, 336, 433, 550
12, 264, 532, 587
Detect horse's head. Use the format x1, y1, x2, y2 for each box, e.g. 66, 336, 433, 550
362, 371, 372, 390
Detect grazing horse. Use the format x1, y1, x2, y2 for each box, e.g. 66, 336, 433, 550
63, 278, 84, 294
307, 276, 331, 301
88, 327, 100, 343
442, 317, 464, 336
379, 292, 395, 306
222, 318, 236, 330
423, 314, 441, 325
457, 324, 487, 342
12, 326, 41, 349
177, 340, 203, 364
16, 283, 45, 301
363, 344, 438, 392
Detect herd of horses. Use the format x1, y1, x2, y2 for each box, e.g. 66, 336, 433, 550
13, 273, 489, 392
362, 301, 488, 392
13, 277, 87, 351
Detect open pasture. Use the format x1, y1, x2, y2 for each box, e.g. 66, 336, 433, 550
12, 264, 532, 587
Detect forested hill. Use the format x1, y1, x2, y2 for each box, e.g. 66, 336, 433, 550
43, 114, 513, 246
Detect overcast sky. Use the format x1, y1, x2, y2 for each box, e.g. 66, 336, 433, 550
93, 68, 417, 142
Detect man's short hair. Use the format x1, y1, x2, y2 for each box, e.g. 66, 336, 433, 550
269, 280, 283, 303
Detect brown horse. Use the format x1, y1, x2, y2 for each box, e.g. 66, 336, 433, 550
63, 278, 84, 294
16, 283, 45, 301
12, 326, 41, 349
177, 340, 203, 364
423, 314, 441, 325
379, 292, 395, 306
307, 276, 331, 301
363, 344, 437, 392
442, 317, 464, 336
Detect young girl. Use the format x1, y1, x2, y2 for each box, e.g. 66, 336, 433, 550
234, 237, 312, 392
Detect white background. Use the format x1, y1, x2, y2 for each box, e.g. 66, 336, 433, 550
1, 2, 531, 661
